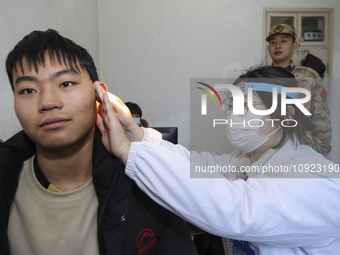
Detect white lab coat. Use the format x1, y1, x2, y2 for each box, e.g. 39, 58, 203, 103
125, 128, 340, 255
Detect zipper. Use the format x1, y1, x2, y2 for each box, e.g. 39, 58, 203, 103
97, 161, 122, 254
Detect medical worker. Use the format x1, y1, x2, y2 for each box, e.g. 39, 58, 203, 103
94, 66, 340, 255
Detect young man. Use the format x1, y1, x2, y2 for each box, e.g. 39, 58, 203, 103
0, 29, 197, 255
266, 23, 331, 156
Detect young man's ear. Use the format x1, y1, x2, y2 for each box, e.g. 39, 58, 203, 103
99, 82, 108, 92
95, 82, 108, 108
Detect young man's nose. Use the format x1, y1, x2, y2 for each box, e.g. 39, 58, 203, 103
39, 88, 63, 112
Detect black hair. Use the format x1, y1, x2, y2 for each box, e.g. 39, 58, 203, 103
125, 102, 142, 117
5, 29, 98, 90
234, 65, 313, 148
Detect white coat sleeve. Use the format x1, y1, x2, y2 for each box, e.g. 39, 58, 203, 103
125, 130, 340, 248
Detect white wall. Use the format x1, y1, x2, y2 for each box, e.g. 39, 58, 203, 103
98, 0, 340, 162
0, 0, 99, 140
0, 0, 338, 162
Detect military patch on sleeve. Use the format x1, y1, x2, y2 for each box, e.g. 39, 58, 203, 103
320, 89, 327, 99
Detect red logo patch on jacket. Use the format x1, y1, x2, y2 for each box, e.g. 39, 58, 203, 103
137, 229, 157, 254
320, 89, 327, 99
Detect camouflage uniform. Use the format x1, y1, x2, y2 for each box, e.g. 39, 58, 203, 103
292, 65, 332, 156
266, 23, 332, 156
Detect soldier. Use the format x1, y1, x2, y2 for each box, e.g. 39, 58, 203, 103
266, 23, 331, 156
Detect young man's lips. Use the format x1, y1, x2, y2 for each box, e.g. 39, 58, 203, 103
40, 117, 70, 129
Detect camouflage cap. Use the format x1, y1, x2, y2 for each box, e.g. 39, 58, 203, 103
266, 24, 296, 42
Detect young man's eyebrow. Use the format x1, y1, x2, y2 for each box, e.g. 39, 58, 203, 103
14, 76, 38, 86
50, 68, 80, 80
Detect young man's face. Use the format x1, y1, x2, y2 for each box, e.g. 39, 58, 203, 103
267, 34, 297, 65
12, 55, 97, 152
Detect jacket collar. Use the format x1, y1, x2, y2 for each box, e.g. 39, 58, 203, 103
1, 127, 123, 204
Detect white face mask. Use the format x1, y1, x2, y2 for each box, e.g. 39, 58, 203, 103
226, 111, 281, 153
